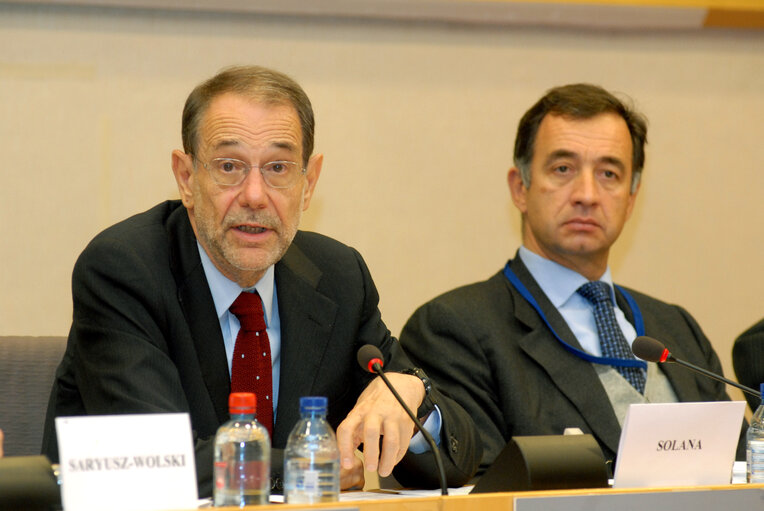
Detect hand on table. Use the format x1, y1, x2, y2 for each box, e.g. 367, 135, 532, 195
339, 451, 365, 490
336, 373, 424, 477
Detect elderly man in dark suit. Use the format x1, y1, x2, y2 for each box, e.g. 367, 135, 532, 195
400, 83, 744, 476
42, 66, 480, 496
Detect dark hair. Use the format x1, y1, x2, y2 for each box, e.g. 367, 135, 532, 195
181, 65, 315, 166
513, 83, 647, 192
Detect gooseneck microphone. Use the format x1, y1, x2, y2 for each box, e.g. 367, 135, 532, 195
356, 345, 448, 495
632, 336, 759, 398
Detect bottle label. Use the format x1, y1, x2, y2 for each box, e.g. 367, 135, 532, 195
748, 439, 764, 482
301, 469, 320, 494
214, 460, 269, 490
285, 458, 339, 503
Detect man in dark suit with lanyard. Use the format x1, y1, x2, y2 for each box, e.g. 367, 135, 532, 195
400, 83, 744, 476
42, 65, 480, 495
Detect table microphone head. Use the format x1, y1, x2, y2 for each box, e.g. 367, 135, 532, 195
357, 344, 384, 373
632, 336, 670, 363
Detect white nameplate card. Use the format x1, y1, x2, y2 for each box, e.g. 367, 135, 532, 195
613, 401, 745, 488
56, 413, 198, 511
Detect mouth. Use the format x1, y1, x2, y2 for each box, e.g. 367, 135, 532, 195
235, 225, 268, 235
565, 218, 599, 229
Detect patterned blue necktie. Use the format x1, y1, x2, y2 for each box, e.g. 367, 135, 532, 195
577, 281, 646, 394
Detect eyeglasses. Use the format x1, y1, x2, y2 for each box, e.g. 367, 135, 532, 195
194, 157, 306, 189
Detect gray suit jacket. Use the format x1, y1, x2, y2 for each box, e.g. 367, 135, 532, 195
400, 254, 744, 475
42, 200, 480, 495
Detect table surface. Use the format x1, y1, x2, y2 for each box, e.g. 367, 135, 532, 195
204, 482, 764, 511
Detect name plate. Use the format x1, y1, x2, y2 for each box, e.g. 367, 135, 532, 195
56, 413, 198, 511
613, 401, 745, 488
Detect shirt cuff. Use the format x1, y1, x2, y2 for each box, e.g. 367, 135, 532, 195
407, 405, 442, 454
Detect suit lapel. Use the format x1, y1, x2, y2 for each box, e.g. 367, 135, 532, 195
658, 361, 703, 402
509, 256, 623, 455
615, 289, 703, 402
272, 236, 338, 446
168, 206, 231, 424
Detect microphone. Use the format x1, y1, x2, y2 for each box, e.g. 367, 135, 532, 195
356, 345, 448, 495
632, 336, 759, 398
357, 344, 384, 374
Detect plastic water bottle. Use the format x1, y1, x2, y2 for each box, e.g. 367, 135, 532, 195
748, 383, 764, 483
284, 396, 340, 503
213, 392, 271, 506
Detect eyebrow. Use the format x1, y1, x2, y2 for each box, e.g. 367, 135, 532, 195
597, 156, 626, 171
210, 139, 242, 150
209, 139, 298, 154
271, 141, 298, 153
544, 149, 578, 167
544, 149, 626, 171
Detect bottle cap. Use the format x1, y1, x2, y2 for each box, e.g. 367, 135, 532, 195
229, 392, 256, 414
300, 396, 328, 413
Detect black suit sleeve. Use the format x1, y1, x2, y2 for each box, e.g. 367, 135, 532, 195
733, 318, 764, 411
339, 245, 482, 488
674, 306, 748, 460
42, 232, 220, 496
400, 298, 501, 477
392, 386, 482, 488
673, 307, 731, 401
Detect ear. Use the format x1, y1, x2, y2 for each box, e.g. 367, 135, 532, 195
507, 166, 529, 214
301, 153, 323, 211
624, 174, 641, 221
171, 150, 195, 209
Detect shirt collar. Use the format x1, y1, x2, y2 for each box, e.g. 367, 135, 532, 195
518, 246, 616, 307
196, 241, 276, 326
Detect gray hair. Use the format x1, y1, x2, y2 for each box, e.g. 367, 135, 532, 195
181, 65, 315, 166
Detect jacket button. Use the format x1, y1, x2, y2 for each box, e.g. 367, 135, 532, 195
450, 436, 459, 453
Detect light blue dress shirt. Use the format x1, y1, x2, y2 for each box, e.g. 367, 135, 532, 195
197, 242, 281, 420
518, 246, 638, 355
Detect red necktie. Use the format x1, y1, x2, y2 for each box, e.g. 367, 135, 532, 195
229, 291, 273, 437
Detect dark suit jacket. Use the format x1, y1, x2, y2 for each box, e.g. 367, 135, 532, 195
42, 200, 480, 495
733, 318, 764, 411
400, 255, 745, 475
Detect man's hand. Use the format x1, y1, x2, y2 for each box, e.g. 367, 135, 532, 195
336, 373, 425, 477
339, 451, 365, 490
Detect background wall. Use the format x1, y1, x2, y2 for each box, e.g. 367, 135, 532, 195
1, 2, 762, 401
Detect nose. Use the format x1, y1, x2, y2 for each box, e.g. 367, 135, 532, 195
237, 166, 269, 209
570, 169, 599, 206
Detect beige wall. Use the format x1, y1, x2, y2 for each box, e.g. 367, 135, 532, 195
1, 3, 763, 399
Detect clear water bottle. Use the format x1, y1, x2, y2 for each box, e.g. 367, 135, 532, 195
284, 396, 340, 503
213, 392, 271, 506
748, 383, 764, 483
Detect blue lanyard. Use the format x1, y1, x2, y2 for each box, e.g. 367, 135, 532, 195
503, 262, 647, 370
